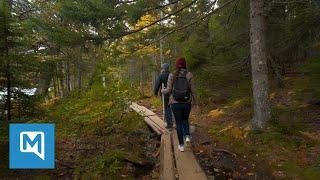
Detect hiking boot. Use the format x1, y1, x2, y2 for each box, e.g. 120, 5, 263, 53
185, 135, 191, 147
178, 145, 184, 152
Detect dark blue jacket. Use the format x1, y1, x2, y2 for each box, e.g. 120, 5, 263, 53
153, 70, 170, 97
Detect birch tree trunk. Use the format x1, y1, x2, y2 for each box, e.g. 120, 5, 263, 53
249, 0, 270, 129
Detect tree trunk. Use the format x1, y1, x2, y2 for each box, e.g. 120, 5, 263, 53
66, 61, 71, 93
249, 0, 270, 129
152, 54, 157, 88
140, 59, 144, 95
4, 0, 12, 122
59, 62, 65, 98
77, 60, 82, 90
55, 66, 61, 97
53, 72, 58, 98
36, 68, 51, 96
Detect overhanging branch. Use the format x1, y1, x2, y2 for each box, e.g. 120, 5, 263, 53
158, 0, 237, 41
120, 0, 197, 37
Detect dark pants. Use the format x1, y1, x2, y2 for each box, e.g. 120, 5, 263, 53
164, 97, 173, 127
171, 103, 191, 145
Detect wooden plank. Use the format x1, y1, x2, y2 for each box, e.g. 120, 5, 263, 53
144, 117, 162, 135
135, 103, 157, 116
130, 103, 149, 116
131, 102, 166, 134
172, 132, 207, 180
131, 102, 208, 180
148, 115, 167, 133
130, 103, 143, 115
159, 133, 176, 180
131, 102, 156, 116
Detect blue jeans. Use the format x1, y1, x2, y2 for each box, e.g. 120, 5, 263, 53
171, 103, 191, 145
164, 97, 173, 127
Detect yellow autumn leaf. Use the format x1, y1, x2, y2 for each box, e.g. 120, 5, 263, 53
217, 123, 234, 135
230, 127, 243, 139
208, 109, 225, 118
232, 100, 242, 107
79, 107, 91, 115
105, 101, 114, 108
270, 92, 276, 99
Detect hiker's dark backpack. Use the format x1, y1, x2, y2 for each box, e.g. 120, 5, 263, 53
172, 71, 191, 102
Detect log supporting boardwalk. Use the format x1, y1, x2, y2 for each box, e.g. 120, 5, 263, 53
130, 102, 208, 180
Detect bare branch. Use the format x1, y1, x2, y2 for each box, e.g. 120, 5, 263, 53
225, 0, 240, 27
117, 0, 139, 4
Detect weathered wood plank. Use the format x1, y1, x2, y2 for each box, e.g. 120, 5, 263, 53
172, 132, 208, 180
148, 115, 167, 133
144, 117, 162, 135
131, 102, 156, 116
131, 102, 208, 180
160, 132, 175, 180
131, 102, 166, 133
129, 103, 143, 115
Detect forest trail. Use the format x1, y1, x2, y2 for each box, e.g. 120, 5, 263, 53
130, 102, 208, 180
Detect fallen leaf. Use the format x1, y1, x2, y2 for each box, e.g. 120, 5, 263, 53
230, 127, 243, 139
217, 123, 234, 135
208, 109, 225, 118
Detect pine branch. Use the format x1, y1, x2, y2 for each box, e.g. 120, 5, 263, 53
122, 0, 237, 54
158, 0, 237, 41
144, 0, 181, 13
120, 0, 197, 37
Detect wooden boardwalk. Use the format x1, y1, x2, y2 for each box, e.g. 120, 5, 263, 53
130, 102, 208, 180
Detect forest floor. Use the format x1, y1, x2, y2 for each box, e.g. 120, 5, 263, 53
0, 59, 319, 179
139, 97, 268, 179
139, 92, 320, 179
139, 59, 320, 180
0, 85, 160, 179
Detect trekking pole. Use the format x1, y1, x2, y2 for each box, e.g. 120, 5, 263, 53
162, 83, 165, 122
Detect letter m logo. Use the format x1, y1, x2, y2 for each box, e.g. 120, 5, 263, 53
20, 131, 45, 160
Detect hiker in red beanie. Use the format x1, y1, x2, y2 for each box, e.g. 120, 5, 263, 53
162, 57, 195, 152
175, 57, 186, 68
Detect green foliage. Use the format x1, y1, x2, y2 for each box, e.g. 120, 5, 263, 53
74, 150, 124, 178
293, 57, 320, 101
36, 76, 148, 178
182, 24, 210, 69
281, 161, 320, 180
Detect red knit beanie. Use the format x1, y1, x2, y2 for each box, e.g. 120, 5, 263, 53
175, 57, 186, 68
